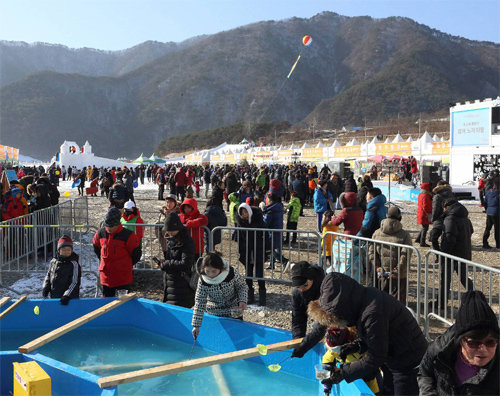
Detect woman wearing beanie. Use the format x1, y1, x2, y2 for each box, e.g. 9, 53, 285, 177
418, 290, 499, 395
157, 212, 196, 308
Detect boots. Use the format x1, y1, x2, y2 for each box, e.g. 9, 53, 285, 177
416, 227, 430, 247
258, 288, 267, 306
247, 284, 255, 305
419, 228, 430, 247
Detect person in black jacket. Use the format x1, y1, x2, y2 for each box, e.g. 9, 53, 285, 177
291, 261, 325, 339
291, 173, 306, 216
343, 172, 358, 194
292, 272, 427, 395
210, 180, 225, 210
204, 198, 227, 251
235, 202, 267, 306
158, 213, 196, 308
430, 181, 454, 252
418, 290, 499, 396
109, 178, 129, 209
439, 198, 474, 307
42, 235, 81, 305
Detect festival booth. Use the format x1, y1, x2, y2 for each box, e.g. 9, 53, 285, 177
276, 145, 300, 164
55, 141, 126, 169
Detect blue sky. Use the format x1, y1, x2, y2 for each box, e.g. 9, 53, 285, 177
1, 0, 499, 50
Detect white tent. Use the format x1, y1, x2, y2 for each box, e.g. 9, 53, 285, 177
432, 134, 439, 142
370, 136, 380, 145
330, 140, 341, 147
301, 142, 311, 149
392, 133, 404, 143
420, 132, 434, 144
290, 143, 299, 149
350, 138, 359, 146
406, 136, 413, 142
316, 141, 324, 148
384, 138, 391, 144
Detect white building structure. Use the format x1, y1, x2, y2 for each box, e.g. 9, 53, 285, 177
54, 141, 127, 169
449, 97, 500, 185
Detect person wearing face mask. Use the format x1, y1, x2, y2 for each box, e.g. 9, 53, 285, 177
121, 200, 144, 246
418, 290, 499, 395
291, 272, 427, 395
157, 212, 196, 308
191, 252, 248, 339
290, 261, 325, 339
93, 208, 141, 297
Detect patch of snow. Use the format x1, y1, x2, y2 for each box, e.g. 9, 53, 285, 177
2, 271, 98, 299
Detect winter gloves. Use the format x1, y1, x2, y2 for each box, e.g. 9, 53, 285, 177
339, 339, 364, 361
60, 296, 70, 305
321, 363, 343, 386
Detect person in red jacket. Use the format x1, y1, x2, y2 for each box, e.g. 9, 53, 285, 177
331, 192, 363, 235
175, 167, 187, 202
2, 187, 26, 220
93, 207, 141, 297
478, 173, 487, 209
416, 182, 433, 247
179, 198, 208, 258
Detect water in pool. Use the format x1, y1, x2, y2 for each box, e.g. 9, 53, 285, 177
4, 327, 317, 395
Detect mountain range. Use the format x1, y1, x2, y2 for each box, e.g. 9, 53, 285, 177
0, 12, 498, 159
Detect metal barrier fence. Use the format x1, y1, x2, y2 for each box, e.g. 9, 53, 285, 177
0, 225, 99, 296
209, 226, 322, 284
129, 224, 211, 270
0, 196, 89, 268
423, 249, 500, 337
321, 231, 422, 323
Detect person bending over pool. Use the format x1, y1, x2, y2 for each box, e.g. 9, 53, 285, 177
291, 272, 427, 395
191, 252, 248, 339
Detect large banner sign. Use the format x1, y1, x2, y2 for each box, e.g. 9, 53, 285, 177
302, 148, 325, 161
452, 108, 490, 146
432, 141, 450, 155
375, 142, 412, 155
334, 145, 361, 158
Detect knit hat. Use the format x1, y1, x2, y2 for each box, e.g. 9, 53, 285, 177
420, 182, 431, 192
57, 235, 73, 251
163, 212, 183, 233
387, 206, 402, 221
455, 290, 500, 337
124, 200, 135, 210
291, 261, 313, 287
11, 187, 22, 198
165, 194, 177, 202
104, 207, 122, 227
325, 326, 352, 348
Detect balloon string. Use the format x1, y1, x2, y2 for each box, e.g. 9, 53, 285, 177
254, 49, 304, 125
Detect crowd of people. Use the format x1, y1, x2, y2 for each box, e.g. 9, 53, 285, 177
1, 160, 499, 395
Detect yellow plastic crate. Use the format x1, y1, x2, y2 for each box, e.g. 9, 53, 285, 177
13, 361, 51, 396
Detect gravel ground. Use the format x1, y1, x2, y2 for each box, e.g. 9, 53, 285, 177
5, 180, 498, 337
